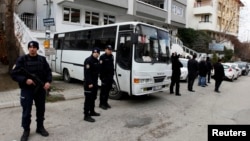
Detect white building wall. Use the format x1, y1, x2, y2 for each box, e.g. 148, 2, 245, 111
186, 0, 218, 30
16, 0, 36, 14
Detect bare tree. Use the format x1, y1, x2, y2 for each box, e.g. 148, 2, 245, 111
217, 0, 242, 43
5, 0, 20, 73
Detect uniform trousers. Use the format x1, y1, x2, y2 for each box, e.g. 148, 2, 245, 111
100, 79, 112, 106
20, 88, 46, 130
84, 86, 98, 116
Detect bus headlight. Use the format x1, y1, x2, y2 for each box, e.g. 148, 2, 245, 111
134, 78, 153, 84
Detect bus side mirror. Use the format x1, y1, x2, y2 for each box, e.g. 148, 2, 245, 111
131, 34, 138, 44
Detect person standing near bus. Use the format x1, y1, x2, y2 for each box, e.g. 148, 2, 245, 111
187, 54, 198, 92
170, 53, 183, 96
83, 48, 101, 122
99, 45, 114, 110
11, 41, 52, 141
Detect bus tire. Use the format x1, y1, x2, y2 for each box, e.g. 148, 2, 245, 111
63, 69, 72, 83
109, 81, 123, 100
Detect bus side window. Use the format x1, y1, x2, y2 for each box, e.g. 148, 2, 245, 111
54, 39, 62, 49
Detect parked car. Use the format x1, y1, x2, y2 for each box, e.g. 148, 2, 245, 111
222, 63, 238, 81
179, 58, 188, 81
231, 63, 242, 78
235, 61, 249, 76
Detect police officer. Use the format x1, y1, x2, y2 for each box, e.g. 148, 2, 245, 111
11, 41, 52, 141
99, 45, 114, 110
83, 48, 101, 122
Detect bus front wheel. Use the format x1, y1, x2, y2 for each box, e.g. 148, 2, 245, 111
63, 69, 71, 83
109, 81, 122, 100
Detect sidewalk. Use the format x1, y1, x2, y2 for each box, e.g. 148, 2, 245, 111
0, 71, 84, 109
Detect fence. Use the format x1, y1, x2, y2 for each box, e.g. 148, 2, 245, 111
18, 14, 56, 32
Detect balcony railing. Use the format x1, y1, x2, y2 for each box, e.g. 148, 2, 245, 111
18, 14, 56, 32
194, 0, 213, 7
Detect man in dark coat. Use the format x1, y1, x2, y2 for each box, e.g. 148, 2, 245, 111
198, 58, 208, 87
187, 54, 198, 92
170, 53, 183, 96
213, 59, 225, 93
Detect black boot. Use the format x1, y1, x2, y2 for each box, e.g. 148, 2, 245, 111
20, 130, 30, 141
99, 104, 108, 110
106, 103, 111, 108
36, 127, 49, 137
84, 116, 95, 122
90, 111, 100, 116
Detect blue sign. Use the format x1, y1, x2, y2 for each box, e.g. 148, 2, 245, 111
43, 18, 55, 26
209, 43, 224, 51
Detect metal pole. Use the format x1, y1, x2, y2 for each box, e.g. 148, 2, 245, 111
45, 0, 51, 49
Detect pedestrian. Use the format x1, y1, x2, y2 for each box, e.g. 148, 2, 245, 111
198, 57, 208, 87
99, 45, 114, 110
83, 47, 101, 122
187, 54, 198, 92
10, 41, 52, 141
170, 53, 183, 96
206, 57, 213, 83
213, 58, 225, 93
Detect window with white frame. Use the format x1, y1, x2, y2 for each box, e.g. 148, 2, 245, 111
104, 14, 115, 25
85, 11, 99, 25
63, 7, 80, 23
201, 15, 209, 22
172, 5, 184, 17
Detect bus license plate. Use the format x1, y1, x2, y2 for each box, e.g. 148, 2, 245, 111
154, 86, 162, 91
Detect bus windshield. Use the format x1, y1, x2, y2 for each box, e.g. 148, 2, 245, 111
135, 24, 170, 63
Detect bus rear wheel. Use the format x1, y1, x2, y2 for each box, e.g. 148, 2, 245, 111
109, 81, 122, 100
63, 69, 72, 83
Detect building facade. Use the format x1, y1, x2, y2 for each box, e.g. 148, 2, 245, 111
186, 0, 244, 50
15, 0, 187, 48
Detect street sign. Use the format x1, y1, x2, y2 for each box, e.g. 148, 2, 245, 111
45, 48, 56, 55
209, 43, 224, 51
43, 18, 55, 26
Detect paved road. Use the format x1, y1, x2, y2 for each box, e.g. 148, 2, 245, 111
0, 75, 250, 141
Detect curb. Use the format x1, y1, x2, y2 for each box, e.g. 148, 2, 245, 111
0, 94, 84, 109
0, 101, 20, 109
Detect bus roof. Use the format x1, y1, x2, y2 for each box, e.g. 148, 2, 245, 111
54, 21, 169, 34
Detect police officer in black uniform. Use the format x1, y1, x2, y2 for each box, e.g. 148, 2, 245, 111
83, 48, 101, 122
11, 41, 52, 141
99, 45, 114, 110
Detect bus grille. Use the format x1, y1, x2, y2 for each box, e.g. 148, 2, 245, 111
154, 76, 166, 83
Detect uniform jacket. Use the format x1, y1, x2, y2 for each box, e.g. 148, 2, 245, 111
84, 55, 100, 87
11, 54, 52, 89
99, 53, 114, 80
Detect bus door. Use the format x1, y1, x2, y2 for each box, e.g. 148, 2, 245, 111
115, 32, 133, 94
53, 37, 63, 73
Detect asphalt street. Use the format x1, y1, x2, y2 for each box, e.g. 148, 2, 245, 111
0, 74, 250, 141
